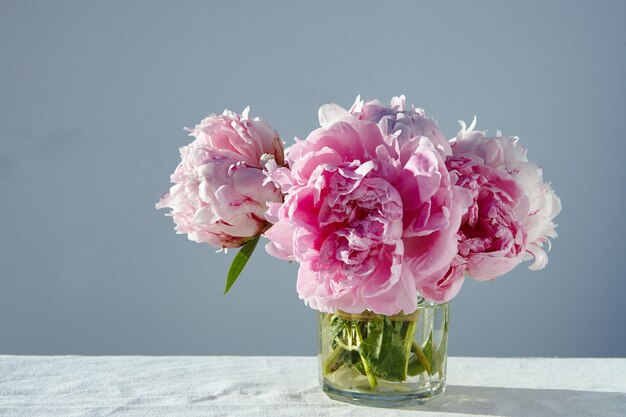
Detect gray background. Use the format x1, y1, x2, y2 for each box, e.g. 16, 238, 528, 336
1, 0, 625, 357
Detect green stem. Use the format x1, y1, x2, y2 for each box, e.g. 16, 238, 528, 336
403, 320, 417, 379
432, 342, 443, 378
411, 340, 432, 375
322, 344, 343, 375
354, 323, 378, 389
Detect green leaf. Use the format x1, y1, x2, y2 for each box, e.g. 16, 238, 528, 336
329, 315, 346, 341
223, 236, 260, 294
375, 319, 409, 381
358, 317, 407, 382
407, 354, 425, 376
357, 318, 383, 365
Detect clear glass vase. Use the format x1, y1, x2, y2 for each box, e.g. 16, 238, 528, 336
318, 299, 449, 407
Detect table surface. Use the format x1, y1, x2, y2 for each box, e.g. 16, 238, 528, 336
0, 356, 625, 417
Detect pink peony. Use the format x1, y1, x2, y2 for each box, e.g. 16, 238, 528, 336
318, 95, 452, 157
451, 120, 561, 271
264, 103, 471, 314
446, 155, 530, 280
157, 107, 284, 249
353, 95, 452, 156
418, 254, 467, 302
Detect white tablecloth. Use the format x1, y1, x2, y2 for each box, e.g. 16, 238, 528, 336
0, 356, 624, 417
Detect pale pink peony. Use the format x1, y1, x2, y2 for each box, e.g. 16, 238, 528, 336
157, 107, 284, 249
451, 119, 561, 271
264, 104, 471, 314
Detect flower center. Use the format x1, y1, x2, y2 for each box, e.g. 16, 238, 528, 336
315, 164, 403, 278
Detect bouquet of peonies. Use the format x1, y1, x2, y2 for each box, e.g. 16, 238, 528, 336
157, 96, 561, 398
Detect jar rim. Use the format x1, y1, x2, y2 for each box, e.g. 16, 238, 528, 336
331, 299, 448, 322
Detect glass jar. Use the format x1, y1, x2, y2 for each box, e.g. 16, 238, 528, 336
318, 299, 449, 407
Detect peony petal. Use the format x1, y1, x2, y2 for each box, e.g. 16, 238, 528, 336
318, 103, 352, 128
264, 222, 295, 261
